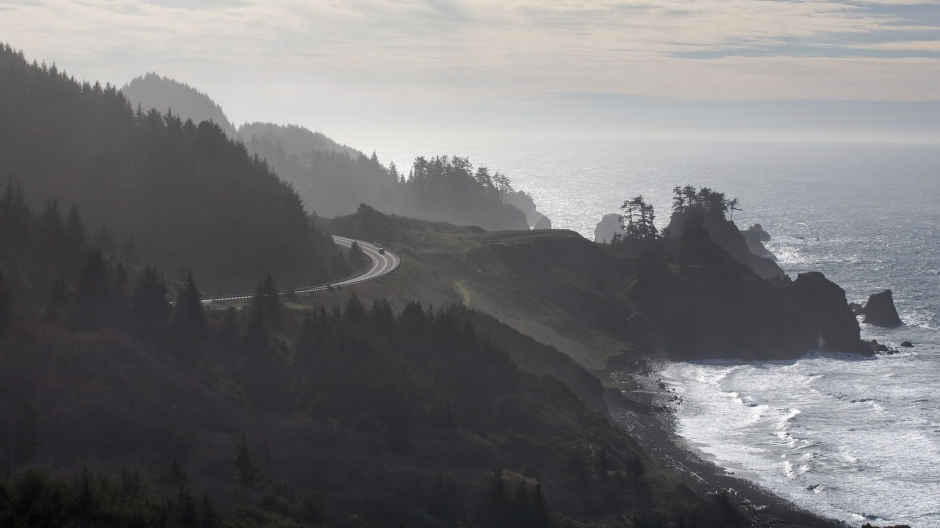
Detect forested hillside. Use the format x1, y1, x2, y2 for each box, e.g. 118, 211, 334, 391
122, 73, 239, 138
0, 45, 345, 293
121, 73, 531, 229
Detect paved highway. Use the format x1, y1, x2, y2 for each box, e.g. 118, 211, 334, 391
202, 236, 400, 305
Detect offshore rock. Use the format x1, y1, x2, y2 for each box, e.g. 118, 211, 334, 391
747, 223, 771, 242
533, 215, 552, 230
506, 190, 550, 229
594, 213, 624, 244
863, 290, 903, 327
740, 225, 777, 260
901, 341, 914, 347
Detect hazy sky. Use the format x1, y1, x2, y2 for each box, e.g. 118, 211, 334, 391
4, 0, 940, 139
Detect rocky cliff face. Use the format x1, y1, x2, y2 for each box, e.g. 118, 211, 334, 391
624, 227, 864, 359
665, 211, 785, 280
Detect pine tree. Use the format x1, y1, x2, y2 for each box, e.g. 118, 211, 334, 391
0, 272, 11, 334
243, 274, 282, 355
530, 483, 551, 528
71, 247, 111, 331
201, 494, 221, 528
94, 225, 115, 253
131, 265, 171, 343
232, 434, 261, 487
347, 240, 368, 269
172, 272, 207, 357
488, 469, 507, 508
43, 277, 68, 324
65, 206, 86, 259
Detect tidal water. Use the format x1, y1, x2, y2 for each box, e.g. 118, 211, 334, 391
361, 135, 940, 526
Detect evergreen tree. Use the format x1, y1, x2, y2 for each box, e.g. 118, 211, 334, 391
488, 469, 507, 509
530, 483, 551, 528
71, 247, 111, 331
243, 275, 281, 355
343, 292, 366, 322
94, 225, 115, 253
172, 272, 207, 357
511, 482, 532, 525
201, 494, 221, 528
347, 240, 368, 270
619, 195, 659, 241
12, 399, 40, 464
65, 206, 86, 259
131, 265, 171, 343
43, 277, 68, 324
232, 434, 261, 487
0, 272, 10, 334
122, 236, 137, 260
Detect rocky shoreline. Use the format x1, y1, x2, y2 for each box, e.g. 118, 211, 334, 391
604, 359, 844, 528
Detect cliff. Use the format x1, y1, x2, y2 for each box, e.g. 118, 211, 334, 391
329, 207, 866, 366
625, 225, 864, 359
666, 209, 786, 280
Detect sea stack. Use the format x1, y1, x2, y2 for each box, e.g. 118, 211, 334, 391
863, 290, 903, 327
533, 215, 552, 230
594, 213, 624, 243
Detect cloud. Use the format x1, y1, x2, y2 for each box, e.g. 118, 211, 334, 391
1, 0, 939, 132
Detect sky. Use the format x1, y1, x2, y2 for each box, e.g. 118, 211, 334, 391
3, 0, 940, 141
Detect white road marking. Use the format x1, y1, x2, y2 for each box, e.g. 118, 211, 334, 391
201, 236, 400, 304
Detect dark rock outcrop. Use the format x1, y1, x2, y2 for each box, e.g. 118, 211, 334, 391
740, 226, 777, 260
782, 272, 866, 354
747, 223, 771, 242
594, 213, 625, 243
666, 211, 786, 280
506, 190, 551, 229
625, 227, 864, 359
863, 290, 903, 326
901, 341, 914, 347
848, 302, 865, 315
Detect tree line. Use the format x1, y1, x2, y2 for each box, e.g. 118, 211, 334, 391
613, 185, 741, 244
0, 43, 346, 293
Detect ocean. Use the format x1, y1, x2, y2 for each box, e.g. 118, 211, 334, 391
357, 134, 940, 527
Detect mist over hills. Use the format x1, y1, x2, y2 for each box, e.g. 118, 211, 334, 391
122, 73, 239, 138
0, 46, 345, 294
120, 71, 538, 229
0, 42, 870, 528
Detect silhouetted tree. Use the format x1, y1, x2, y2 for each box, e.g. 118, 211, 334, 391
243, 274, 282, 355
0, 272, 10, 334
131, 265, 171, 343
232, 434, 261, 487
12, 399, 40, 464
530, 483, 551, 528
347, 240, 368, 270
71, 247, 111, 331
172, 272, 207, 357
94, 225, 115, 253
619, 195, 659, 241
43, 277, 68, 324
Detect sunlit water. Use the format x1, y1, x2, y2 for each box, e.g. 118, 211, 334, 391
357, 135, 940, 526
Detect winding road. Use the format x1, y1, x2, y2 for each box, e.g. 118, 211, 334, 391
202, 236, 400, 305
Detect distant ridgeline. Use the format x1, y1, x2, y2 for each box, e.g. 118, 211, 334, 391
120, 73, 546, 231
0, 44, 348, 293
